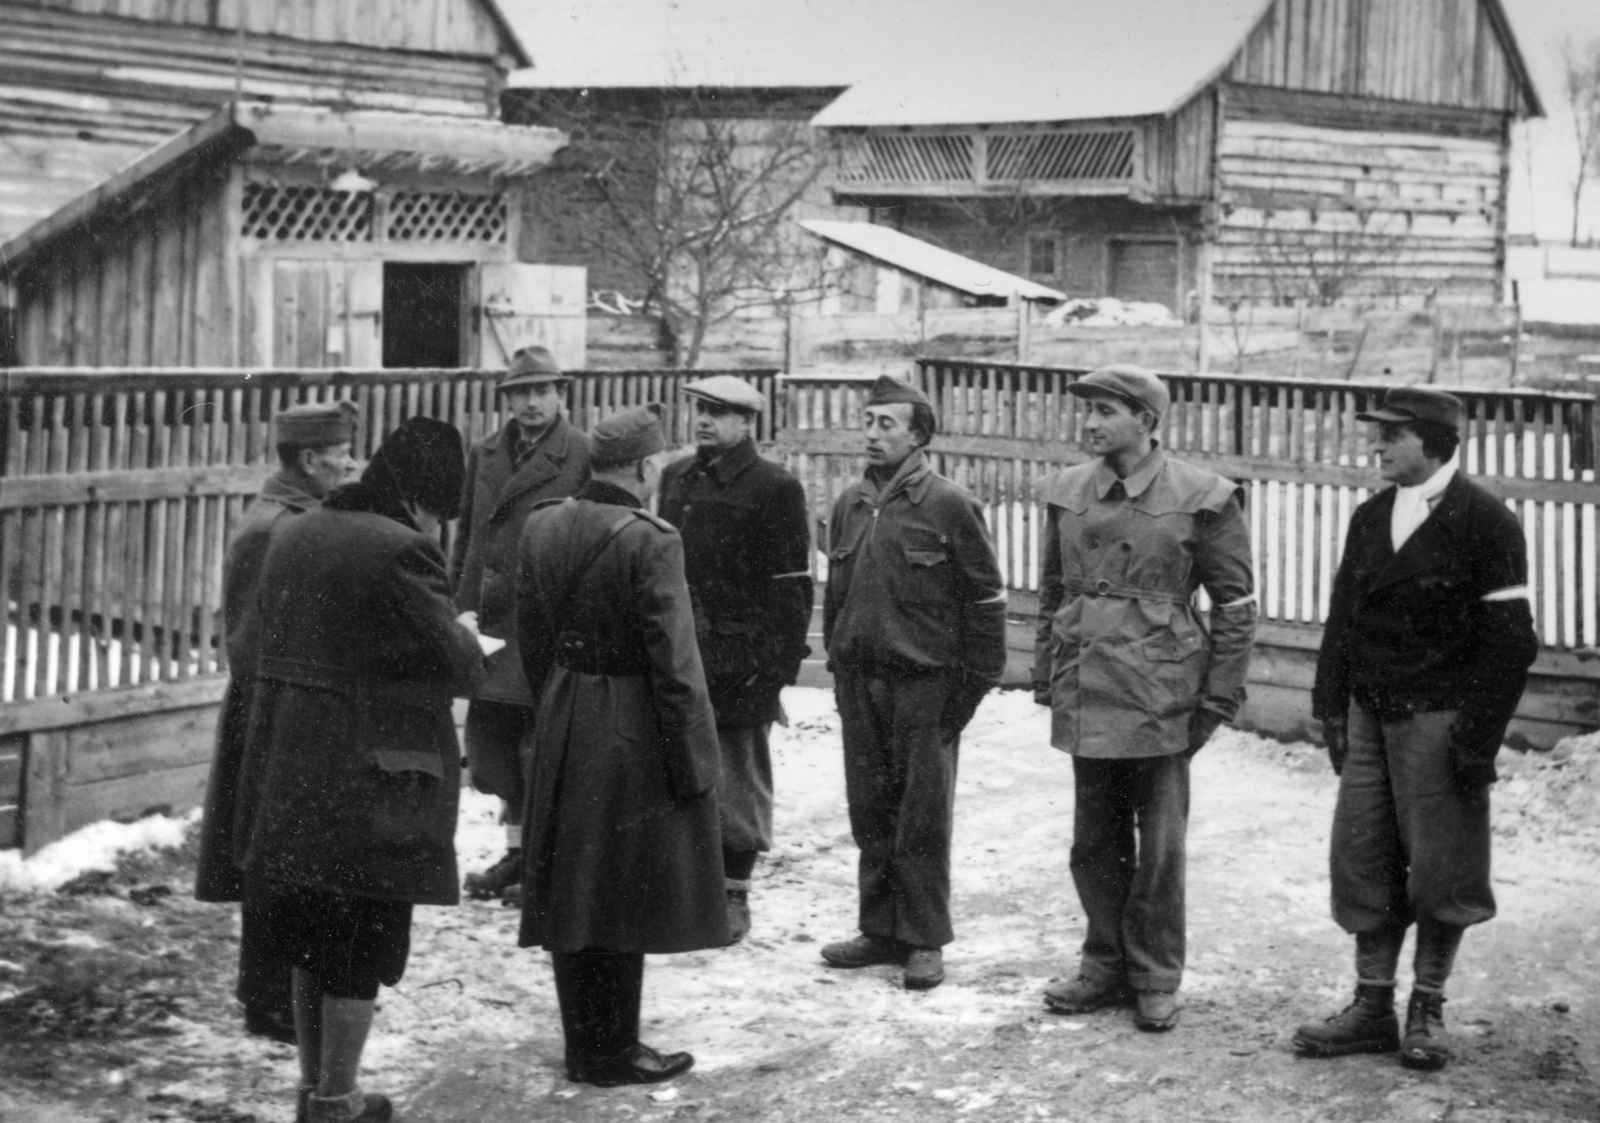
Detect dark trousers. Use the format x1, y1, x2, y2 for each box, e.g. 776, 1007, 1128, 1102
1070, 753, 1190, 994
464, 699, 537, 826
1332, 705, 1496, 934
236, 904, 293, 1014
715, 722, 775, 855
550, 950, 645, 1067
835, 670, 960, 950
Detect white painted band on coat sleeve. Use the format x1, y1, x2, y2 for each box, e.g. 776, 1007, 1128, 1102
771, 572, 811, 579
1218, 594, 1257, 608
974, 593, 1009, 604
1481, 586, 1530, 602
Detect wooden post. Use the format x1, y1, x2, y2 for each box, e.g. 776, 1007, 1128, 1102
1016, 299, 1030, 364
784, 306, 801, 374
22, 730, 68, 854
1510, 292, 1523, 387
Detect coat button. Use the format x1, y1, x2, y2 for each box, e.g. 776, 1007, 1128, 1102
1086, 536, 1099, 549
1096, 579, 1110, 594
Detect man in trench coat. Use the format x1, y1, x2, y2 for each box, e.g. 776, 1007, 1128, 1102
515, 404, 726, 1087
1033, 365, 1256, 1032
658, 374, 813, 943
452, 345, 591, 899
195, 400, 357, 1043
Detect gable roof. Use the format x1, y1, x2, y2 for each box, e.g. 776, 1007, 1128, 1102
800, 220, 1065, 302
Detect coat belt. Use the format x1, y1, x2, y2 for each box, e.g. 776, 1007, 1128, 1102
1062, 577, 1194, 606
255, 655, 454, 705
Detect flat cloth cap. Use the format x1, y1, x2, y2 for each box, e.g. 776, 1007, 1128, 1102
1067, 365, 1171, 420
591, 403, 666, 466
498, 345, 567, 393
1356, 387, 1463, 432
275, 400, 357, 447
684, 375, 766, 414
864, 374, 934, 411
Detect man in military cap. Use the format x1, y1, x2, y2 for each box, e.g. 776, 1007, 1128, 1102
820, 374, 1007, 990
452, 345, 591, 900
658, 375, 812, 943
515, 404, 726, 1087
196, 400, 358, 1042
1034, 364, 1256, 1033
1294, 387, 1537, 1071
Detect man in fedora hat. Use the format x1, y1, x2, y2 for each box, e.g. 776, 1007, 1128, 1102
1033, 364, 1256, 1033
1294, 386, 1537, 1072
658, 376, 812, 943
196, 399, 358, 1044
819, 374, 1007, 990
452, 345, 591, 901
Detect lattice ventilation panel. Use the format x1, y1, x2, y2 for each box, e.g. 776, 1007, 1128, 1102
386, 191, 508, 243
241, 183, 374, 241
986, 130, 1138, 182
837, 134, 976, 184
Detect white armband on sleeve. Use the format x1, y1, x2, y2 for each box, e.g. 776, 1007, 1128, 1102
974, 591, 1009, 605
1219, 593, 1257, 609
771, 571, 811, 580
1481, 585, 1530, 603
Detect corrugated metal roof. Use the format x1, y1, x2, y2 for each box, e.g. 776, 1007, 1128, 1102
800, 220, 1064, 301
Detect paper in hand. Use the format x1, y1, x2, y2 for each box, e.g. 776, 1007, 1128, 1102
478, 634, 507, 657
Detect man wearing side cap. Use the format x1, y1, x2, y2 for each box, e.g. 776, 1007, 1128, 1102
1293, 387, 1537, 1072
1034, 365, 1256, 1032
658, 376, 812, 943
820, 375, 1008, 991
515, 404, 726, 1087
196, 400, 358, 1044
452, 345, 591, 901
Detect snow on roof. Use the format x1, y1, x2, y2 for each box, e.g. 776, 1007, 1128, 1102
811, 0, 1271, 127
800, 220, 1064, 302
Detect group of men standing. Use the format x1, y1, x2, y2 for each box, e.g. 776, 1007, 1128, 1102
201, 352, 1539, 1116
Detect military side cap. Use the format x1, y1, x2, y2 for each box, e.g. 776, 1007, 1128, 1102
591, 403, 666, 466
498, 345, 567, 393
683, 375, 766, 414
274, 400, 357, 447
864, 374, 933, 411
1356, 387, 1463, 432
1066, 364, 1171, 420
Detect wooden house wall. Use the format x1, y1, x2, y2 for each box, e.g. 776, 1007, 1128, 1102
1226, 0, 1524, 113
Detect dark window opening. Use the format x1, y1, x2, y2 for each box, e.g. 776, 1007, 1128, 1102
1027, 233, 1060, 280
383, 263, 464, 368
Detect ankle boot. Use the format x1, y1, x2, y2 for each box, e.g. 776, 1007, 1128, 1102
305, 1089, 391, 1123
1400, 990, 1450, 1071
1292, 984, 1400, 1057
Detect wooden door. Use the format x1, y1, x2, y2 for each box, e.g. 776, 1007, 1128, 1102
238, 258, 382, 367
476, 263, 587, 370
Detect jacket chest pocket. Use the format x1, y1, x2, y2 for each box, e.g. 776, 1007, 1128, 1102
901, 546, 951, 604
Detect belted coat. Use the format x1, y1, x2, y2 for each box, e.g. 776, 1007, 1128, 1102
515, 481, 729, 954
194, 472, 320, 903
232, 483, 484, 906
451, 415, 590, 704
1034, 448, 1257, 759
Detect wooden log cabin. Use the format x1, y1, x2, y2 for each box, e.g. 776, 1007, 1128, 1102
0, 102, 578, 369
810, 0, 1543, 318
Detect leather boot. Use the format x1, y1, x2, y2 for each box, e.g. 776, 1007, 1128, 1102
1293, 984, 1401, 1057
464, 849, 522, 900
1400, 990, 1450, 1071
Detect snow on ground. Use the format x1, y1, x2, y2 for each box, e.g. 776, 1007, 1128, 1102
1041, 298, 1181, 328
0, 808, 200, 894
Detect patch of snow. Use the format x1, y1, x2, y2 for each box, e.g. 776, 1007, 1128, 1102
1041, 297, 1180, 328
0, 807, 200, 894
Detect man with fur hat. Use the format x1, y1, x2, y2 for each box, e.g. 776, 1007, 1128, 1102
658, 376, 812, 943
515, 404, 726, 1086
1293, 387, 1537, 1072
1033, 364, 1256, 1032
452, 345, 591, 901
196, 400, 358, 1043
819, 374, 1007, 990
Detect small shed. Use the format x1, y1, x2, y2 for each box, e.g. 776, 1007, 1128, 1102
0, 101, 585, 370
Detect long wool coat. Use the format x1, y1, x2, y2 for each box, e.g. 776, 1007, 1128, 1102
233, 483, 484, 906
515, 481, 729, 954
194, 472, 320, 903
451, 415, 590, 704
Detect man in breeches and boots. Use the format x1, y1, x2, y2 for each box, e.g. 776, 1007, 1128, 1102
1034, 365, 1256, 1032
820, 375, 1007, 991
452, 346, 590, 902
659, 375, 813, 943
1293, 387, 1538, 1071
516, 405, 728, 1086
196, 401, 357, 1044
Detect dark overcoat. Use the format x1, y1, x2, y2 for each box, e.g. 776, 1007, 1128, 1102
194, 472, 320, 902
515, 480, 729, 954
658, 438, 813, 725
451, 415, 591, 704
233, 483, 484, 906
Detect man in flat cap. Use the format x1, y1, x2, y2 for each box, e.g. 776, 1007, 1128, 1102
1294, 387, 1537, 1072
452, 345, 591, 901
1034, 364, 1256, 1032
197, 400, 358, 1043
820, 374, 1007, 990
658, 376, 812, 943
515, 404, 726, 1087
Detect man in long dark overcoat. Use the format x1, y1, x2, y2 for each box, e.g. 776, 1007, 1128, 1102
451, 345, 591, 899
1294, 387, 1538, 1072
195, 400, 357, 1043
516, 404, 727, 1088
658, 375, 812, 943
